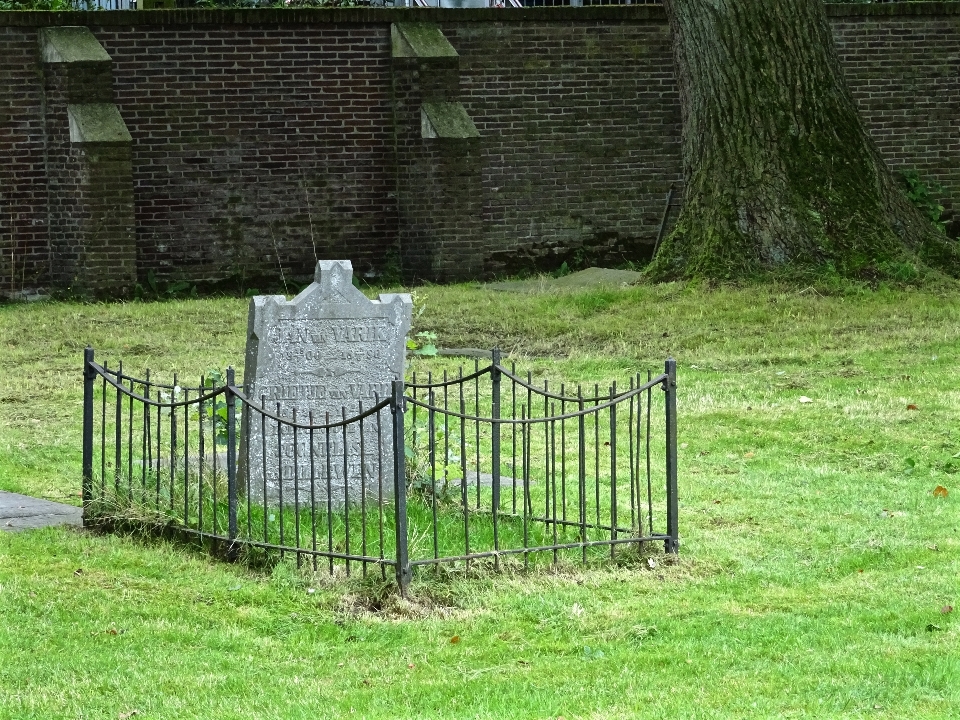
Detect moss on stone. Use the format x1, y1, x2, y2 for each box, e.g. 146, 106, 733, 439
67, 104, 132, 144
421, 102, 478, 139
39, 26, 111, 65
391, 23, 458, 59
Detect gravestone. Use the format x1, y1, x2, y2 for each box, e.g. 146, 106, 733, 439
239, 260, 412, 506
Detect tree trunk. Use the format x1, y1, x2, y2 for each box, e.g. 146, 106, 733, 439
653, 0, 958, 281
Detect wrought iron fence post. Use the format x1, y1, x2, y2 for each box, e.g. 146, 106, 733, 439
82, 347, 95, 521
609, 382, 617, 559
490, 348, 501, 568
664, 358, 679, 554
226, 367, 238, 546
115, 361, 123, 495
392, 379, 412, 596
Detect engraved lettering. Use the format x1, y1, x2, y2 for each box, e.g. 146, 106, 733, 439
239, 261, 411, 507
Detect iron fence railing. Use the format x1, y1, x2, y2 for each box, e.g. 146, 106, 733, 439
82, 347, 678, 593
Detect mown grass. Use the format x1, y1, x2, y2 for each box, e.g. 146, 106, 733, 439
1, 280, 958, 719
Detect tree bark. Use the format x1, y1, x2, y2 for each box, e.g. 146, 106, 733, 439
653, 0, 958, 281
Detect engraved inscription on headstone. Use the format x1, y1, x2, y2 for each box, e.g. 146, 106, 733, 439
239, 260, 412, 506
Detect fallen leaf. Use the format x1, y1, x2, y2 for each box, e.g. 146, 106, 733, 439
119, 711, 138, 720
798, 396, 813, 403
407, 663, 415, 669
449, 635, 461, 644
906, 404, 918, 410
933, 485, 949, 499
942, 605, 954, 614
744, 452, 755, 459
107, 628, 118, 635
713, 499, 721, 504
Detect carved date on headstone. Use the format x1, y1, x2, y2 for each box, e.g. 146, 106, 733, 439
239, 260, 412, 506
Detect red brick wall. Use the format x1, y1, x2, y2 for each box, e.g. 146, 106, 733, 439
42, 65, 87, 289
831, 8, 960, 204
443, 16, 681, 276
0, 26, 50, 295
0, 5, 958, 295
96, 21, 399, 291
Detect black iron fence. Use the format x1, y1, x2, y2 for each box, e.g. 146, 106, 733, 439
82, 348, 678, 593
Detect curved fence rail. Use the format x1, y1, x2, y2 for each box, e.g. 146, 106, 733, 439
82, 347, 678, 593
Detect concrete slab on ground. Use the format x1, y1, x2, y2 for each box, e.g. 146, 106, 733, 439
463, 471, 531, 487
0, 490, 82, 532
487, 266, 643, 294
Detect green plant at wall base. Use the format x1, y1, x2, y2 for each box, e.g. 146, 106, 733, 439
135, 270, 198, 302
900, 170, 948, 229
378, 248, 404, 287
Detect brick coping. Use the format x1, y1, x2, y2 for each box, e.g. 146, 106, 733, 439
0, 3, 959, 28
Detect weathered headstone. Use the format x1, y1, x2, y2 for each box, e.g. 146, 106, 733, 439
239, 260, 412, 506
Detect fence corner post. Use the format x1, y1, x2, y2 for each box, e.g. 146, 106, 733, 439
226, 367, 238, 548
392, 379, 412, 596
490, 348, 502, 566
664, 357, 679, 554
82, 347, 96, 523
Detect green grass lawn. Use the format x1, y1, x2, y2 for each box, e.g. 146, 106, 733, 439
1, 280, 958, 719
